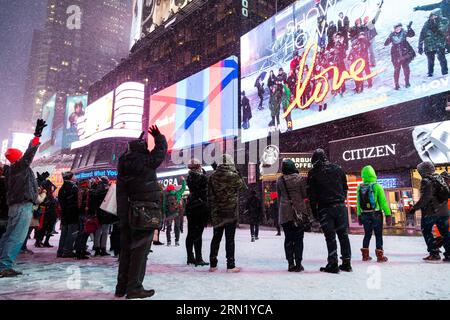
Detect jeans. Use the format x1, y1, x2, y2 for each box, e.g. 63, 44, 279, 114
74, 217, 89, 253
21, 227, 34, 251
282, 221, 304, 264
186, 215, 205, 260
166, 216, 180, 243
426, 49, 448, 75
57, 223, 78, 255
94, 224, 110, 249
250, 224, 259, 238
0, 202, 33, 271
421, 215, 450, 257
116, 220, 153, 294
319, 204, 351, 264
362, 211, 384, 250
209, 222, 237, 269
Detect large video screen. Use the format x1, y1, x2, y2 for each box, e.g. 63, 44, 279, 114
63, 95, 87, 148
78, 91, 113, 140
148, 56, 238, 150
141, 0, 190, 37
40, 94, 56, 148
240, 0, 450, 143
130, 0, 144, 49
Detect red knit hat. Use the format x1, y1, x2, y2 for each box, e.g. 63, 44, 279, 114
166, 185, 175, 192
5, 148, 23, 164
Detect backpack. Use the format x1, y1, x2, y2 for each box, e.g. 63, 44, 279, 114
359, 183, 377, 211
166, 193, 180, 215
431, 174, 450, 203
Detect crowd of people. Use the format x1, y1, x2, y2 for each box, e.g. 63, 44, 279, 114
0, 120, 449, 300
245, 0, 450, 132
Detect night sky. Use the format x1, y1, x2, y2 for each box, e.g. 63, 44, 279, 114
0, 0, 47, 142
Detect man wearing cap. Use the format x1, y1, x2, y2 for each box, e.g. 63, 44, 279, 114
418, 11, 449, 77
0, 119, 47, 278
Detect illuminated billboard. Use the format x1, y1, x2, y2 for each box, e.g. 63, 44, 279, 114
141, 0, 190, 37
130, 0, 144, 49
71, 82, 145, 150
40, 94, 56, 149
148, 56, 239, 150
240, 0, 450, 143
77, 91, 114, 140
10, 133, 34, 153
63, 95, 88, 148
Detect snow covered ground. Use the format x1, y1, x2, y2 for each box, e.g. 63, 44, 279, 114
1, 225, 450, 300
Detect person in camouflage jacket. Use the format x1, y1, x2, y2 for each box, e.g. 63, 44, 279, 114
419, 12, 449, 76
208, 154, 247, 272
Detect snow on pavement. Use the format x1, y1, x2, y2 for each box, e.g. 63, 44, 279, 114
1, 226, 450, 300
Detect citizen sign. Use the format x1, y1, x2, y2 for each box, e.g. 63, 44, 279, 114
342, 144, 396, 162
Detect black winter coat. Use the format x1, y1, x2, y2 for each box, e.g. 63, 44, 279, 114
7, 141, 39, 206
116, 134, 168, 222
307, 161, 348, 214
384, 28, 416, 66
186, 170, 209, 225
413, 175, 449, 217
58, 180, 80, 225
90, 182, 116, 224
0, 175, 8, 222
246, 195, 263, 224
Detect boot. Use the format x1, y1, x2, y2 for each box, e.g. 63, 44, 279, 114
187, 253, 196, 265
195, 258, 209, 267
100, 248, 111, 256
288, 259, 296, 272
423, 253, 441, 262
34, 241, 43, 248
251, 236, 255, 242
361, 248, 372, 261
375, 249, 388, 263
94, 247, 101, 256
320, 262, 340, 274
227, 267, 241, 273
339, 258, 353, 272
126, 289, 155, 300
43, 241, 53, 248
76, 251, 89, 260
294, 260, 304, 272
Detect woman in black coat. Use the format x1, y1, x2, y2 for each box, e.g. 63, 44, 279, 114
185, 159, 210, 266
35, 181, 58, 248
384, 22, 416, 90
246, 190, 263, 242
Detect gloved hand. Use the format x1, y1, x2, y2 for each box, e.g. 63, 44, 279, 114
418, 46, 424, 55
358, 216, 363, 226
385, 215, 393, 226
407, 21, 413, 29
148, 125, 161, 137
34, 119, 47, 137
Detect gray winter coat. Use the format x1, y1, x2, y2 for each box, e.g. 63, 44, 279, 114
7, 142, 39, 206
276, 173, 309, 225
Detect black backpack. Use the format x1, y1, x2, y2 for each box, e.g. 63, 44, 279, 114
431, 174, 450, 203
359, 183, 377, 211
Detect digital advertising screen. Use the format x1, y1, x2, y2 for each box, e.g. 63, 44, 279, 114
63, 95, 87, 149
40, 94, 56, 149
148, 55, 239, 151
130, 0, 143, 49
240, 0, 450, 143
10, 133, 34, 153
78, 91, 113, 140
141, 0, 190, 36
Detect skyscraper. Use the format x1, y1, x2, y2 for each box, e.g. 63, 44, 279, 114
24, 0, 132, 126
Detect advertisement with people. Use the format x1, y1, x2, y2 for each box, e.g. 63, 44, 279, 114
63, 95, 87, 149
77, 91, 113, 140
39, 94, 56, 149
141, 0, 190, 36
240, 0, 450, 143
148, 55, 239, 151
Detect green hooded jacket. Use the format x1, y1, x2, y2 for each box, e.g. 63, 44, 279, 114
356, 166, 391, 217
162, 179, 186, 218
